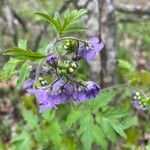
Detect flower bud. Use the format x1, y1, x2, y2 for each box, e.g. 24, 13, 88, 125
59, 69, 67, 76
38, 77, 43, 82
131, 90, 147, 110
68, 68, 75, 74
71, 62, 78, 69
38, 77, 48, 86
63, 40, 78, 54
46, 54, 58, 68
41, 80, 48, 86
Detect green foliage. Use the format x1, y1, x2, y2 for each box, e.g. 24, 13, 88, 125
118, 59, 133, 73
42, 122, 62, 148
12, 131, 31, 150
92, 124, 108, 150
22, 110, 38, 129
0, 58, 20, 80
78, 111, 94, 150
65, 109, 82, 129
36, 9, 87, 35
87, 91, 117, 112
10, 91, 133, 150
16, 61, 30, 89
4, 47, 47, 61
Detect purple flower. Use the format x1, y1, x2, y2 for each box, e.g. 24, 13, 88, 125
78, 37, 104, 61
26, 81, 100, 112
52, 79, 74, 95
86, 81, 100, 98
26, 78, 74, 112
22, 78, 34, 89
52, 93, 71, 105
46, 54, 58, 67
51, 79, 73, 104
132, 100, 143, 110
27, 89, 56, 113
73, 81, 100, 102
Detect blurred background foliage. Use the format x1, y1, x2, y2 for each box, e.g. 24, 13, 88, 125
0, 0, 150, 150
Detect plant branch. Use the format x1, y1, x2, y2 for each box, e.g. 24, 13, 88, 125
118, 15, 150, 23
115, 4, 150, 15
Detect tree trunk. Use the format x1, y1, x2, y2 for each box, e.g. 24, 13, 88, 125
99, 0, 117, 87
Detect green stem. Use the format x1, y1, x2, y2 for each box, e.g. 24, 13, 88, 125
100, 83, 129, 92
33, 59, 45, 89
56, 36, 88, 45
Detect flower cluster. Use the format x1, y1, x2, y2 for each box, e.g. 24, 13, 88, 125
23, 36, 104, 112
131, 91, 147, 110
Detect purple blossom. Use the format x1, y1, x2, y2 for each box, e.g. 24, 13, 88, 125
51, 79, 74, 95
26, 80, 100, 112
51, 79, 73, 104
78, 37, 104, 61
27, 89, 56, 113
46, 54, 58, 67
52, 93, 71, 105
26, 79, 74, 112
132, 100, 143, 110
73, 81, 100, 102
22, 78, 34, 89
86, 81, 100, 98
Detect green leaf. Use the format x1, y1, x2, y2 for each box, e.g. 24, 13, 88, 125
62, 9, 87, 32
96, 116, 116, 143
4, 47, 47, 61
16, 61, 30, 89
36, 9, 87, 35
119, 117, 133, 130
146, 98, 150, 105
88, 91, 117, 112
78, 111, 94, 150
118, 59, 133, 72
65, 109, 82, 129
35, 12, 60, 33
102, 107, 128, 119
108, 119, 127, 139
42, 110, 55, 123
42, 122, 62, 147
138, 70, 150, 86
12, 131, 31, 150
22, 110, 38, 129
92, 125, 108, 150
0, 58, 20, 80
54, 12, 62, 29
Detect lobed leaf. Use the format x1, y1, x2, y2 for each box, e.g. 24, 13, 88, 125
35, 12, 60, 33
78, 111, 94, 150
88, 91, 117, 112
42, 122, 62, 148
4, 47, 47, 61
96, 116, 116, 143
92, 124, 108, 150
65, 109, 82, 129
16, 61, 30, 89
12, 131, 31, 150
62, 9, 87, 32
108, 119, 127, 139
0, 58, 20, 80
22, 110, 38, 129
